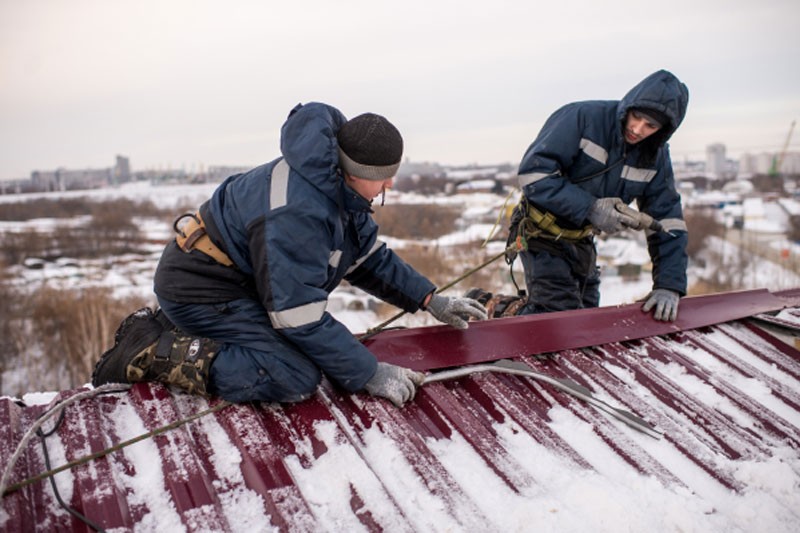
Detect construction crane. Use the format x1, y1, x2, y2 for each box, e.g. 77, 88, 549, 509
769, 120, 796, 176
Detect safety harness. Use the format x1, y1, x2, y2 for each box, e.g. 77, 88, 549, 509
512, 153, 627, 244
504, 197, 597, 301
173, 211, 234, 267
516, 201, 594, 242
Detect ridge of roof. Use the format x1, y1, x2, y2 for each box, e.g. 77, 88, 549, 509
366, 288, 800, 371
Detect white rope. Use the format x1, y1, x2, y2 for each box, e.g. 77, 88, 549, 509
0, 383, 131, 498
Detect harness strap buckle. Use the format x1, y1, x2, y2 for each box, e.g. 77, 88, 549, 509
538, 211, 556, 231
172, 211, 235, 267
174, 213, 205, 253
522, 203, 594, 242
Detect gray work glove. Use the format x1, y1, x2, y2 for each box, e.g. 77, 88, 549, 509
642, 289, 680, 322
426, 293, 488, 329
587, 197, 638, 235
364, 362, 426, 407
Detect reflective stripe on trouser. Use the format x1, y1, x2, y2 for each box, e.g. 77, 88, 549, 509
156, 296, 322, 403
516, 249, 601, 315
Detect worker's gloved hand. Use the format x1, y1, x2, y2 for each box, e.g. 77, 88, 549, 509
587, 197, 638, 235
426, 294, 488, 329
614, 203, 648, 230
364, 362, 426, 407
642, 289, 680, 321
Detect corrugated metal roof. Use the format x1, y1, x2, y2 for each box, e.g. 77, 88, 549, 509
2, 288, 800, 532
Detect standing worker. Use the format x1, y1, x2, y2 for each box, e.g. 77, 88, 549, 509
92, 102, 486, 406
503, 69, 690, 321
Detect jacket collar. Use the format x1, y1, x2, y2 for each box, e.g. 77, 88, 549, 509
341, 181, 374, 214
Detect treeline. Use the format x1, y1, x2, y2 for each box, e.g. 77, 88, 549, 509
1, 197, 186, 264
0, 197, 167, 221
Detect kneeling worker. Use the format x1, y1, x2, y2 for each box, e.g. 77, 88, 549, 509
92, 102, 487, 406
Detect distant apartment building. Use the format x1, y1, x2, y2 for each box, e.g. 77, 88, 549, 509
739, 152, 800, 175
783, 153, 800, 174
705, 143, 726, 178
112, 155, 131, 185
31, 155, 130, 191
739, 153, 771, 175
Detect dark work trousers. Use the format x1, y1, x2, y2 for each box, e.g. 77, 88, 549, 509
157, 296, 322, 403
516, 245, 601, 315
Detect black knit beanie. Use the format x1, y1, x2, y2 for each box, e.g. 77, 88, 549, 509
337, 113, 403, 180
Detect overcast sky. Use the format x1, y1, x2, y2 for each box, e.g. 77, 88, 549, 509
1, 0, 798, 180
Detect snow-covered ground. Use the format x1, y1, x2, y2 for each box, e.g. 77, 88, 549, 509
0, 183, 649, 330
3, 181, 799, 334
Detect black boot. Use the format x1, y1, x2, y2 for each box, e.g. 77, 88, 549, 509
464, 287, 494, 305
92, 308, 163, 386
464, 288, 526, 318
92, 307, 220, 396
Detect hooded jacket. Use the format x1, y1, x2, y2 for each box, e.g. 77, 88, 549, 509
155, 102, 435, 391
516, 70, 690, 294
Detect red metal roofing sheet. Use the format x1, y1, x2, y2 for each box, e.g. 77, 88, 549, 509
363, 288, 800, 371
2, 289, 800, 531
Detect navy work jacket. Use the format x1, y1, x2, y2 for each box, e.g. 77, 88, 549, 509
157, 102, 435, 391
517, 70, 690, 294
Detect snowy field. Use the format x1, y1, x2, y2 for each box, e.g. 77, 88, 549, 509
0, 181, 650, 330
3, 180, 800, 334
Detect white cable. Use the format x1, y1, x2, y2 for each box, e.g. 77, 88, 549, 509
0, 383, 131, 498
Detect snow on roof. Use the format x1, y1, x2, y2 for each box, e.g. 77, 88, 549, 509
2, 289, 800, 532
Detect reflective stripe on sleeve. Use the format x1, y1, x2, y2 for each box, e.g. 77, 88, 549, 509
518, 172, 555, 187
270, 159, 290, 210
329, 250, 342, 269
269, 300, 327, 329
621, 165, 657, 183
346, 239, 384, 275
660, 218, 688, 232
579, 138, 609, 164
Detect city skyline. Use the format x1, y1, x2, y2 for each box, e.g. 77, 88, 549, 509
1, 0, 799, 181
8, 137, 797, 190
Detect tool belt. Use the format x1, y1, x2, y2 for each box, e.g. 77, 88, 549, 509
517, 202, 594, 242
173, 211, 234, 267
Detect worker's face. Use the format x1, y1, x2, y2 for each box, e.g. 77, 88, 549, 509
345, 173, 394, 201
624, 110, 662, 144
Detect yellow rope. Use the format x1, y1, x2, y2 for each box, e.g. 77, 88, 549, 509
481, 188, 520, 248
